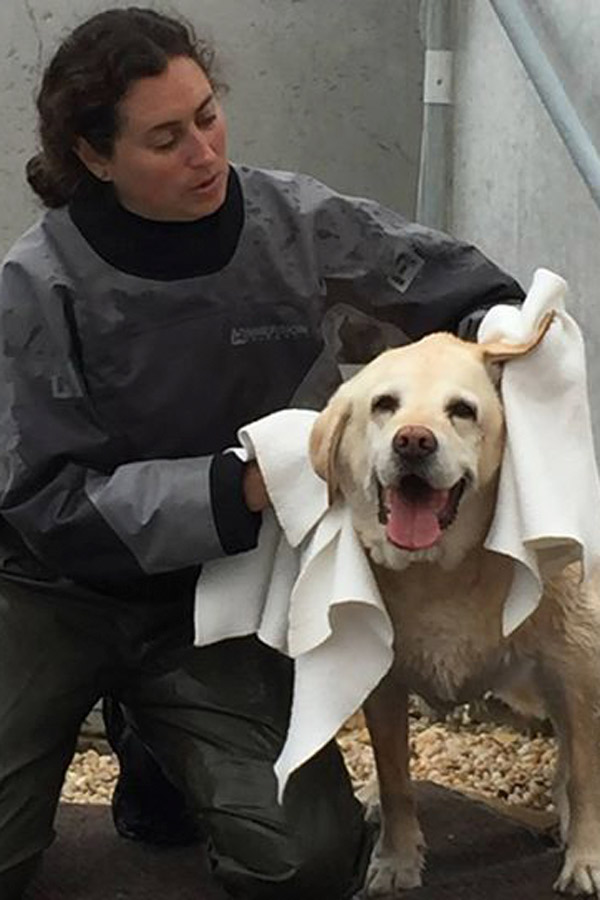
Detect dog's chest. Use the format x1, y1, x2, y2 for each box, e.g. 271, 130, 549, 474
374, 555, 514, 706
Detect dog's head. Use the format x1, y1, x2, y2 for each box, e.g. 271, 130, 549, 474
310, 319, 552, 571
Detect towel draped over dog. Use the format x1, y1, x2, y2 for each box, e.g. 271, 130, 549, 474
194, 410, 394, 796
195, 266, 600, 793
479, 268, 600, 634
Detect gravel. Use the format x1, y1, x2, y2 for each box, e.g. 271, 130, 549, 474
337, 709, 556, 812
61, 704, 556, 811
61, 750, 119, 805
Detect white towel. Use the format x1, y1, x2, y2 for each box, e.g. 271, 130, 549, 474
194, 409, 394, 797
194, 267, 600, 795
479, 267, 600, 634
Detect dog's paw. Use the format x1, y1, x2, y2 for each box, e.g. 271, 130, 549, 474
366, 854, 423, 896
365, 837, 425, 896
554, 850, 600, 895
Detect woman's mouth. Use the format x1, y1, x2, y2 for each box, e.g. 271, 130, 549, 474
190, 172, 223, 194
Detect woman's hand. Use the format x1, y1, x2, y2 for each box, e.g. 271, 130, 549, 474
243, 461, 270, 512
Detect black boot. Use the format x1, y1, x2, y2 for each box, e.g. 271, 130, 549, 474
103, 696, 203, 846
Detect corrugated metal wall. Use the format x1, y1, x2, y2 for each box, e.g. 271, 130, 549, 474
453, 0, 600, 441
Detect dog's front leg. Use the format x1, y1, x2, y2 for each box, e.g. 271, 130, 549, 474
363, 672, 425, 896
542, 665, 600, 896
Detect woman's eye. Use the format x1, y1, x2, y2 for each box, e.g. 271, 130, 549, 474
197, 113, 217, 129
153, 136, 178, 151
371, 393, 400, 415
447, 399, 477, 420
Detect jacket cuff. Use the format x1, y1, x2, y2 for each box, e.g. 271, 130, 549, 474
456, 297, 523, 342
210, 453, 262, 555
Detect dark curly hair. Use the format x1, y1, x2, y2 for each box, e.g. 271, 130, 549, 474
26, 7, 225, 207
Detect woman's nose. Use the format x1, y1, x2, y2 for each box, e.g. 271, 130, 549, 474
185, 126, 217, 166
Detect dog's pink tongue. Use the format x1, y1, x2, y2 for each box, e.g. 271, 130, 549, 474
385, 487, 449, 550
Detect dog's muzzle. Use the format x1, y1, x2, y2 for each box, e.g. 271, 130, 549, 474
377, 425, 468, 550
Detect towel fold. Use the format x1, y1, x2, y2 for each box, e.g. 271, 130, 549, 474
479, 267, 600, 634
194, 409, 394, 797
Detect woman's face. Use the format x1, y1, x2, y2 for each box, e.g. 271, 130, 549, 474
78, 55, 229, 221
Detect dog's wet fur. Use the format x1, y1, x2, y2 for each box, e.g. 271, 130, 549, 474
310, 329, 600, 897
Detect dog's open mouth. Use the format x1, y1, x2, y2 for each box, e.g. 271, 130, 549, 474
378, 475, 467, 550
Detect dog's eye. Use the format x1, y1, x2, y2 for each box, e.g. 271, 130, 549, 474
371, 393, 400, 415
447, 399, 477, 421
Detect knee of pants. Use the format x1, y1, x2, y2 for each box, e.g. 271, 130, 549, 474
210, 808, 370, 900
280, 807, 371, 900
207, 748, 371, 900
0, 854, 42, 900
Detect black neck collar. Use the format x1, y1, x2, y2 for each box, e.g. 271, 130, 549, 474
68, 165, 244, 280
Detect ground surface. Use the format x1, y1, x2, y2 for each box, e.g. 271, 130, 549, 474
28, 704, 562, 899
30, 780, 561, 899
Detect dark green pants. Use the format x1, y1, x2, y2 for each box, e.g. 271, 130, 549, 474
0, 579, 369, 899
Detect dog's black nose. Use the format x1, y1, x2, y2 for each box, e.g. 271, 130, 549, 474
393, 425, 438, 459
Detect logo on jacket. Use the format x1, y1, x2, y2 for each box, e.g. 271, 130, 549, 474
231, 324, 310, 346
385, 250, 425, 296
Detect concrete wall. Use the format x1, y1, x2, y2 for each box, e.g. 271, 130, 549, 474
0, 0, 424, 257
452, 0, 600, 438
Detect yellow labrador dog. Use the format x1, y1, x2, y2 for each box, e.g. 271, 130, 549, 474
310, 325, 600, 897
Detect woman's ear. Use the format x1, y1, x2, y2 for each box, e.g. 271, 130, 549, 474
73, 137, 112, 182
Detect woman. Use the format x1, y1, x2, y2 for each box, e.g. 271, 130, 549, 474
0, 7, 523, 899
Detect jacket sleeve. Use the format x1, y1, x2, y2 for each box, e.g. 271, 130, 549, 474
300, 175, 524, 346
0, 258, 259, 586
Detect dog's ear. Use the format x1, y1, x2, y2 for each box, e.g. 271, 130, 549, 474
479, 311, 555, 363
309, 396, 352, 506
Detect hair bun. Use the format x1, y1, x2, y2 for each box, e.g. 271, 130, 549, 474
26, 152, 75, 208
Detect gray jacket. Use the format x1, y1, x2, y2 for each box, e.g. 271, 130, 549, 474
0, 165, 523, 597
